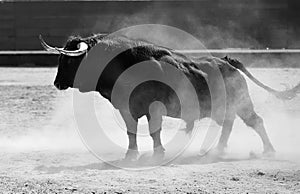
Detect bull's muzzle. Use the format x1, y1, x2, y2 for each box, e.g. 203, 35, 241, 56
54, 81, 69, 90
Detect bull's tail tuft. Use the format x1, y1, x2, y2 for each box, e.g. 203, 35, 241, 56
222, 56, 300, 100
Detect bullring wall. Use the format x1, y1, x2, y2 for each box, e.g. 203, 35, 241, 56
0, 0, 299, 50
0, 0, 299, 67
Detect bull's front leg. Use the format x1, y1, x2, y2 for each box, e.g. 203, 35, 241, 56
126, 131, 138, 160
120, 110, 139, 161
146, 113, 165, 160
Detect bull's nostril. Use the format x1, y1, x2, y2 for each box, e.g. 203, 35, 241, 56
54, 82, 60, 89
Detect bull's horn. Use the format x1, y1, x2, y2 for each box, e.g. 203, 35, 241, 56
39, 35, 88, 56
39, 35, 61, 54
56, 42, 88, 57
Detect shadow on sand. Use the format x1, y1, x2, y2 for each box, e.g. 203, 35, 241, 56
34, 152, 263, 174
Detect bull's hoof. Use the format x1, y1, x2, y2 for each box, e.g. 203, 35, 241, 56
123, 150, 139, 162
263, 146, 276, 157
202, 146, 226, 157
199, 149, 208, 156
152, 147, 165, 161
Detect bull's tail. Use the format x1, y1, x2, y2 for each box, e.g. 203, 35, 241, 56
222, 56, 300, 100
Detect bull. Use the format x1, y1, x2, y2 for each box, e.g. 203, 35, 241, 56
40, 34, 299, 161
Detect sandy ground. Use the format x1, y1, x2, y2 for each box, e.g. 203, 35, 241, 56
0, 67, 300, 193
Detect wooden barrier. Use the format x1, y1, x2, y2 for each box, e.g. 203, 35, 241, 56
0, 0, 299, 51
0, 0, 299, 67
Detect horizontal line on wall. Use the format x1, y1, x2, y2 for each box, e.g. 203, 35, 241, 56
177, 49, 300, 54
1, 49, 300, 55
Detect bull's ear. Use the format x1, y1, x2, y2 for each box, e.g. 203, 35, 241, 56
88, 38, 99, 48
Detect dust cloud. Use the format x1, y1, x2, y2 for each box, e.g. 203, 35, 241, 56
86, 0, 297, 50
0, 68, 300, 162
225, 68, 300, 161
0, 89, 85, 153
2, 17, 300, 166
0, 67, 299, 168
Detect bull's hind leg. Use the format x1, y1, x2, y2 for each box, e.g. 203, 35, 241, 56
215, 111, 235, 153
120, 110, 139, 161
146, 113, 165, 159
237, 98, 275, 154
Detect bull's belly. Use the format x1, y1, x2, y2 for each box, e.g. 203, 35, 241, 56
165, 104, 211, 121
139, 97, 212, 122
127, 80, 214, 121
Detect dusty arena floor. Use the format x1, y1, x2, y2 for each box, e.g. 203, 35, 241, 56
0, 67, 300, 193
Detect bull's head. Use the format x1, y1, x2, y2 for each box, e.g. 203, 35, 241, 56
39, 35, 100, 90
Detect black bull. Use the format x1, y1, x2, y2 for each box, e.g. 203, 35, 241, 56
43, 35, 300, 160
